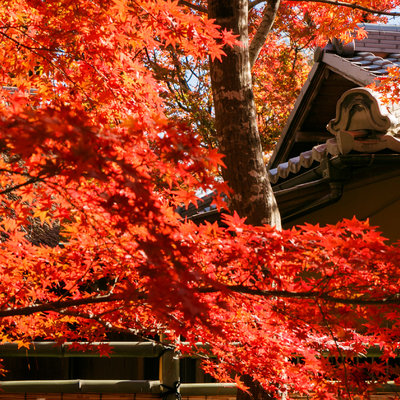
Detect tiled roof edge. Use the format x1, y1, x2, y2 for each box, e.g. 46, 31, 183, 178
268, 140, 339, 184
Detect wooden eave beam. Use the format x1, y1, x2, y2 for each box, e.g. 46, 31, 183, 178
295, 131, 334, 142
322, 53, 375, 86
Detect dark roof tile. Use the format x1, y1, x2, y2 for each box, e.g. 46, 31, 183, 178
374, 69, 390, 75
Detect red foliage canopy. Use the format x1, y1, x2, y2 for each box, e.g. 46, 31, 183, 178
0, 1, 400, 399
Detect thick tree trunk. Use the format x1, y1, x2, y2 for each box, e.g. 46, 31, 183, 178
208, 0, 281, 228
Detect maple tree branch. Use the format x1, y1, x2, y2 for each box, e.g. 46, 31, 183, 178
2, 28, 121, 106
249, 0, 281, 68
0, 31, 54, 53
7, 27, 61, 53
0, 32, 96, 108
288, 0, 400, 17
0, 176, 42, 196
2, 284, 399, 318
178, 1, 207, 13
59, 310, 211, 359
0, 293, 126, 317
0, 169, 37, 177
58, 309, 156, 340
59, 310, 193, 357
199, 285, 400, 306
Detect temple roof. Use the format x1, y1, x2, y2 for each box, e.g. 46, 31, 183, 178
268, 24, 400, 172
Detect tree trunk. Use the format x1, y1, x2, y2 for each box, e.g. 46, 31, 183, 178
208, 0, 281, 228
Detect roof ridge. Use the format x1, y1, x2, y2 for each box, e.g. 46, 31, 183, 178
359, 23, 400, 32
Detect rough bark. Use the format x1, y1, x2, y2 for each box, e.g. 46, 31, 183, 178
208, 0, 281, 228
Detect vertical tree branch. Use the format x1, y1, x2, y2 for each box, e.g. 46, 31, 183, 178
249, 0, 281, 68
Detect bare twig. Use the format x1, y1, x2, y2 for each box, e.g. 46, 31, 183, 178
178, 0, 207, 13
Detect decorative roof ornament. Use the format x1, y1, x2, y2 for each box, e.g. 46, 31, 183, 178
327, 87, 400, 154
332, 37, 355, 57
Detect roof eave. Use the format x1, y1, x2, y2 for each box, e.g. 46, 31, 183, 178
322, 52, 376, 86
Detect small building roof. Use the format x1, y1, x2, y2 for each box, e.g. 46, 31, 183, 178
268, 24, 400, 171
267, 24, 400, 237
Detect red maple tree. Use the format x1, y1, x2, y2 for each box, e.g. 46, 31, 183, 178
1, 1, 400, 399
